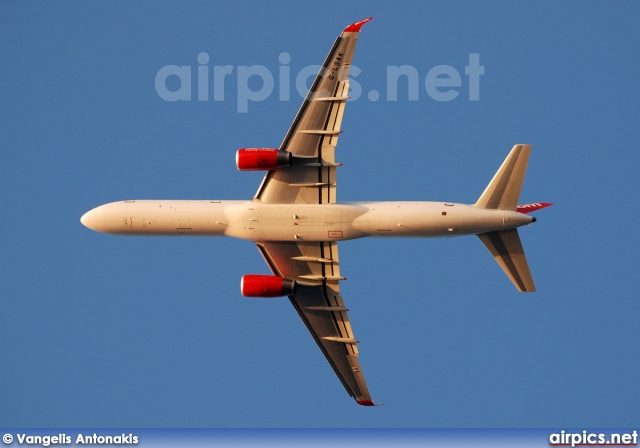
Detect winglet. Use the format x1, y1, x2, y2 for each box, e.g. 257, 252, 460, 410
343, 17, 373, 33
356, 399, 384, 407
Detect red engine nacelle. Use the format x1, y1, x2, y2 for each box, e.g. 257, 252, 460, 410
240, 275, 296, 298
236, 148, 291, 171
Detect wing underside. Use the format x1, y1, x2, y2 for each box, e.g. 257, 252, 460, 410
256, 241, 372, 404
252, 19, 374, 405
255, 20, 370, 205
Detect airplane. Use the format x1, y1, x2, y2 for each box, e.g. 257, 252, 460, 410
80, 17, 552, 406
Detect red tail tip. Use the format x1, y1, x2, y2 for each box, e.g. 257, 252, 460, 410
516, 202, 554, 214
344, 17, 373, 33
356, 399, 375, 406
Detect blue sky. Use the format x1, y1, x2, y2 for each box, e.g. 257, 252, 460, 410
1, 1, 639, 428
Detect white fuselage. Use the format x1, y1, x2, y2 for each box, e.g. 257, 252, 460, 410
80, 200, 534, 241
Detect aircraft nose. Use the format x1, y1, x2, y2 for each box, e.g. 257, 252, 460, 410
80, 208, 102, 231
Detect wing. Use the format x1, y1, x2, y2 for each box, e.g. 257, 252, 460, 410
256, 241, 373, 405
254, 17, 373, 205
252, 18, 375, 405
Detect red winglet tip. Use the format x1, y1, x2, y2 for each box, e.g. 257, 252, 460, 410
343, 17, 373, 33
356, 399, 385, 407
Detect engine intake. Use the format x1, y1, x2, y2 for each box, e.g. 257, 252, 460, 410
240, 275, 296, 298
236, 148, 291, 171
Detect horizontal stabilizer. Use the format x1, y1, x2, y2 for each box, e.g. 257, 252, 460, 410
478, 229, 536, 292
475, 144, 531, 211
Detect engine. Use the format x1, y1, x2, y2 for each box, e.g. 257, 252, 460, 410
240, 275, 296, 298
236, 148, 291, 171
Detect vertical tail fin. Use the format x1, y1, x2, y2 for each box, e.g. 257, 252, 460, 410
475, 144, 536, 292
474, 144, 531, 211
